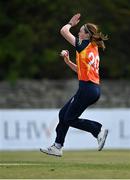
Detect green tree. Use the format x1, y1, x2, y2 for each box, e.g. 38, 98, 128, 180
0, 0, 130, 81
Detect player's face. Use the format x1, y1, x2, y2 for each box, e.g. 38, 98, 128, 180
78, 26, 90, 40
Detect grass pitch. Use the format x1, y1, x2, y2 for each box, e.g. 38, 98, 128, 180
0, 150, 130, 179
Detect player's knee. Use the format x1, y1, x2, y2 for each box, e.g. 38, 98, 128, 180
63, 115, 74, 124
59, 110, 75, 124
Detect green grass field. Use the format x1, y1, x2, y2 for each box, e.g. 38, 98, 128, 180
0, 150, 130, 179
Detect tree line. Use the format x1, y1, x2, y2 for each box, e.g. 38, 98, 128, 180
0, 0, 130, 81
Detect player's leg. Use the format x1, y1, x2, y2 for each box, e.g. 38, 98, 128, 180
55, 97, 74, 146
40, 96, 74, 156
62, 81, 108, 150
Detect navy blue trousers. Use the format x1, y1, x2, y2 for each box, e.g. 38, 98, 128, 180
55, 80, 102, 146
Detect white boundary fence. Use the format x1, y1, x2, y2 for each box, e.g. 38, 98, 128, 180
0, 108, 130, 150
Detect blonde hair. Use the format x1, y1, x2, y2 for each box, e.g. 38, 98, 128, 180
84, 23, 108, 50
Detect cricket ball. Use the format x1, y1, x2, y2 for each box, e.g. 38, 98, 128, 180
61, 50, 68, 56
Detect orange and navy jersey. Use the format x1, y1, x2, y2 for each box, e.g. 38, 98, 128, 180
76, 38, 100, 84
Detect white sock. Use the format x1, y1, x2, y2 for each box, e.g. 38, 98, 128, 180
54, 142, 62, 149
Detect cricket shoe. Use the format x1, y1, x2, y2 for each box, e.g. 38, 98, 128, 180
40, 144, 63, 157
97, 128, 108, 151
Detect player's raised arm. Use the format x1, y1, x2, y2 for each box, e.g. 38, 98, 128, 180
60, 13, 81, 47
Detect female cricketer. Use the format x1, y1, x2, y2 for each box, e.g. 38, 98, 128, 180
40, 13, 108, 157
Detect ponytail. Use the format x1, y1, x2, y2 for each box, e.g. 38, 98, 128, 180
84, 23, 108, 50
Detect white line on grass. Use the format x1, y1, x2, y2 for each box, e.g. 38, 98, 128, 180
0, 163, 43, 166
